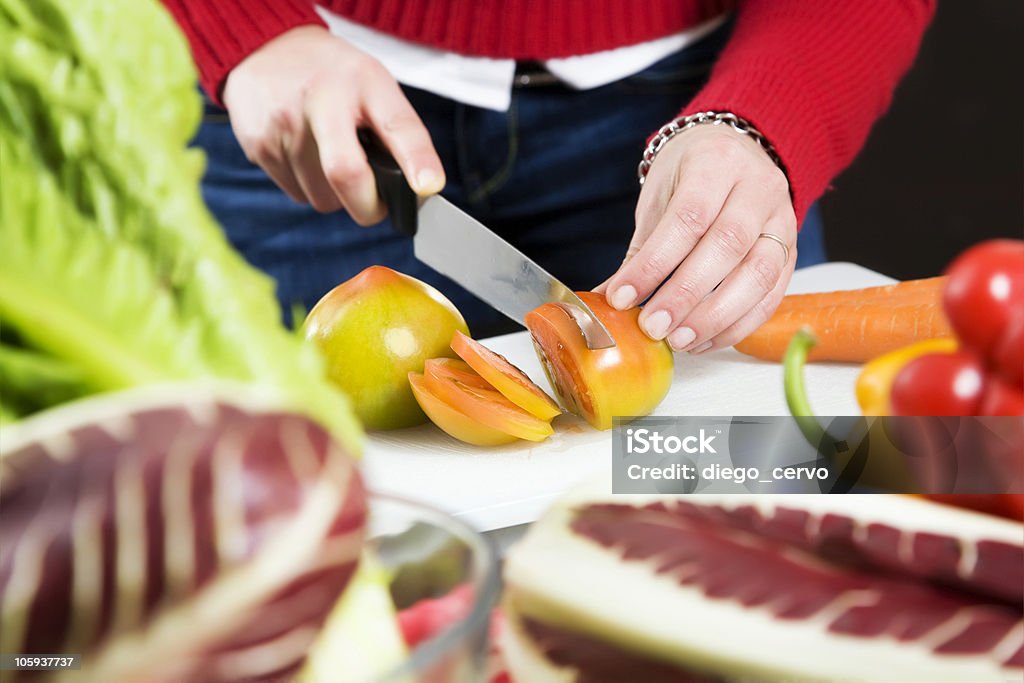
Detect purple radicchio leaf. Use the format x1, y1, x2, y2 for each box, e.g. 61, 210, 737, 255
571, 499, 1024, 672
0, 386, 367, 682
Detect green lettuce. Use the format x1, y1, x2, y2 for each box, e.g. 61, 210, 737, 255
0, 0, 362, 453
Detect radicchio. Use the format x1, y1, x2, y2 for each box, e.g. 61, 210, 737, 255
571, 499, 1023, 671
0, 387, 367, 682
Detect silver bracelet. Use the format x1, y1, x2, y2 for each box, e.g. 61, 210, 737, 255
637, 111, 786, 185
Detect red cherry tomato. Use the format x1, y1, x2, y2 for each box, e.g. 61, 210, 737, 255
1002, 495, 1024, 521
979, 375, 1024, 416
923, 494, 1024, 522
992, 308, 1024, 388
943, 239, 1024, 357
890, 351, 987, 415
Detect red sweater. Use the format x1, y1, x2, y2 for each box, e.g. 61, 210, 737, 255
162, 0, 935, 221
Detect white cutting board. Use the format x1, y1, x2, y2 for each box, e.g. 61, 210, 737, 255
362, 262, 896, 532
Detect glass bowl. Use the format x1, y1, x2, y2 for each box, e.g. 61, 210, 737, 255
367, 494, 501, 683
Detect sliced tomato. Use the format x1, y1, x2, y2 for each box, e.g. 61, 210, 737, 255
451, 330, 561, 421
424, 357, 495, 392
423, 359, 554, 442
408, 373, 518, 446
396, 584, 476, 648
524, 292, 674, 431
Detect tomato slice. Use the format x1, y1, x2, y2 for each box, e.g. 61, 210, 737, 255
526, 309, 597, 419
408, 373, 518, 446
423, 359, 554, 442
424, 357, 495, 391
525, 292, 674, 431
451, 331, 561, 421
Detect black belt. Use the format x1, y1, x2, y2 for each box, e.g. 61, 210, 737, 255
513, 61, 562, 88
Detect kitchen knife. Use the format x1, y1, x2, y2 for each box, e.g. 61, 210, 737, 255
358, 130, 615, 349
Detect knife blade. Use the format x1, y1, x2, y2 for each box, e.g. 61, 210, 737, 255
358, 130, 615, 349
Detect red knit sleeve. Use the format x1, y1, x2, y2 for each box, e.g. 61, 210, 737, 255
161, 0, 326, 106
682, 0, 936, 223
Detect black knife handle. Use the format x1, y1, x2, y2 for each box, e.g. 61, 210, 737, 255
358, 129, 419, 236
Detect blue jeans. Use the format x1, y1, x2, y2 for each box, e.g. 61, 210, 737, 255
196, 21, 825, 337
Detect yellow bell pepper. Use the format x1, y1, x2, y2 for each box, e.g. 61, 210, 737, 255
786, 330, 956, 492
855, 338, 958, 415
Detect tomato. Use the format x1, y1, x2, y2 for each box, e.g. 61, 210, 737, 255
451, 331, 561, 421
524, 291, 674, 430
992, 308, 1024, 388
422, 359, 554, 442
943, 239, 1024, 358
1002, 495, 1024, 521
922, 495, 1024, 522
304, 266, 469, 430
409, 357, 558, 446
408, 372, 517, 446
979, 375, 1024, 416
855, 338, 958, 415
397, 584, 476, 649
422, 357, 494, 391
890, 351, 987, 416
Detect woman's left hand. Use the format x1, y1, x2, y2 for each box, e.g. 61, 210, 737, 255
600, 124, 798, 353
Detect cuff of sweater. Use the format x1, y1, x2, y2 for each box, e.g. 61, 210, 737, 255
681, 66, 832, 225
168, 0, 325, 107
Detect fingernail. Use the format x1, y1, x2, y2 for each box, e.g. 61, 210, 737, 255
415, 169, 444, 194
667, 327, 696, 351
689, 340, 713, 355
609, 285, 636, 310
642, 310, 672, 340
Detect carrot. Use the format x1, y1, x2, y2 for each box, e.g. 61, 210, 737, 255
735, 299, 953, 363
775, 276, 946, 312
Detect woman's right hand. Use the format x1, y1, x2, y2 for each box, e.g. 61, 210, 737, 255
223, 26, 444, 224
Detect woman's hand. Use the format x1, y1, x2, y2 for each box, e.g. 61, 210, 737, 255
223, 26, 444, 224
601, 124, 797, 353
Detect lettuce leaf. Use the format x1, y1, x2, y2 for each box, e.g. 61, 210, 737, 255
0, 0, 362, 453
0, 344, 87, 419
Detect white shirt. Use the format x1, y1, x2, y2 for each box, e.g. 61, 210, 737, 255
315, 7, 726, 112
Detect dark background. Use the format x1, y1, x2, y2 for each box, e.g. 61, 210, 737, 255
821, 0, 1023, 279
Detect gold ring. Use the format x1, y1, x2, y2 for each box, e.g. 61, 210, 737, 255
757, 232, 790, 267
